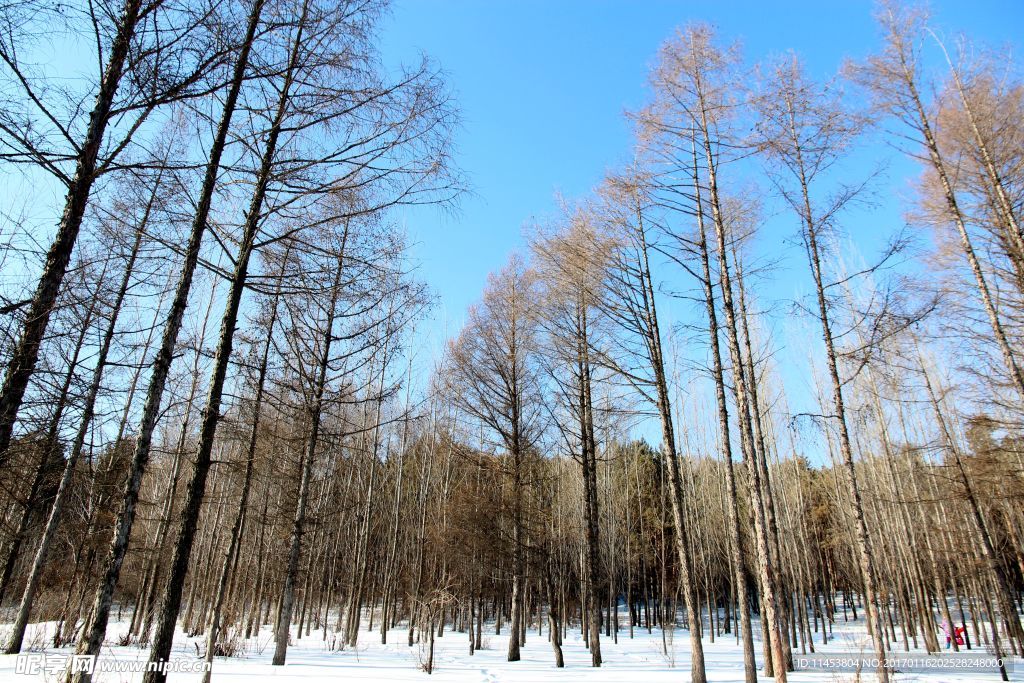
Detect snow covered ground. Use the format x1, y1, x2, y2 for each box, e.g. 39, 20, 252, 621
0, 616, 1018, 682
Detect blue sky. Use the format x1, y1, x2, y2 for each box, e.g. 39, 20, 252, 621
2, 0, 1020, 455
379, 0, 1024, 366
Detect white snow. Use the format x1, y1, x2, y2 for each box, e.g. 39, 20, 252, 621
0, 616, 1019, 682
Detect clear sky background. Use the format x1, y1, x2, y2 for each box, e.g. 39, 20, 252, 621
1, 0, 1020, 456
378, 0, 1024, 361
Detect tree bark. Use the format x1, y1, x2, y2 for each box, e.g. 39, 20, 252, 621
71, 2, 265, 675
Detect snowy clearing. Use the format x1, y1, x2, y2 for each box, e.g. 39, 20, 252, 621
0, 617, 1018, 683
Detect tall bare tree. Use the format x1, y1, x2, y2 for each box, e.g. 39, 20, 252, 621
756, 54, 892, 682
531, 205, 612, 667
442, 255, 544, 663
598, 170, 707, 683
0, 0, 227, 460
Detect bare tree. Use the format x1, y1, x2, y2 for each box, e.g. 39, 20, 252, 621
847, 2, 1024, 402
531, 205, 612, 667
632, 24, 788, 679
442, 255, 544, 663
71, 0, 267, 672
0, 0, 227, 460
597, 169, 707, 683
756, 54, 892, 682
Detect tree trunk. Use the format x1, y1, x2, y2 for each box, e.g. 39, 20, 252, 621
6, 214, 146, 654
632, 204, 706, 683
199, 248, 289, 682
71, 2, 265, 674
690, 140, 757, 683
273, 236, 346, 666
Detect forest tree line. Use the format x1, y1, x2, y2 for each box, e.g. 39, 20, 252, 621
0, 1, 1021, 683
